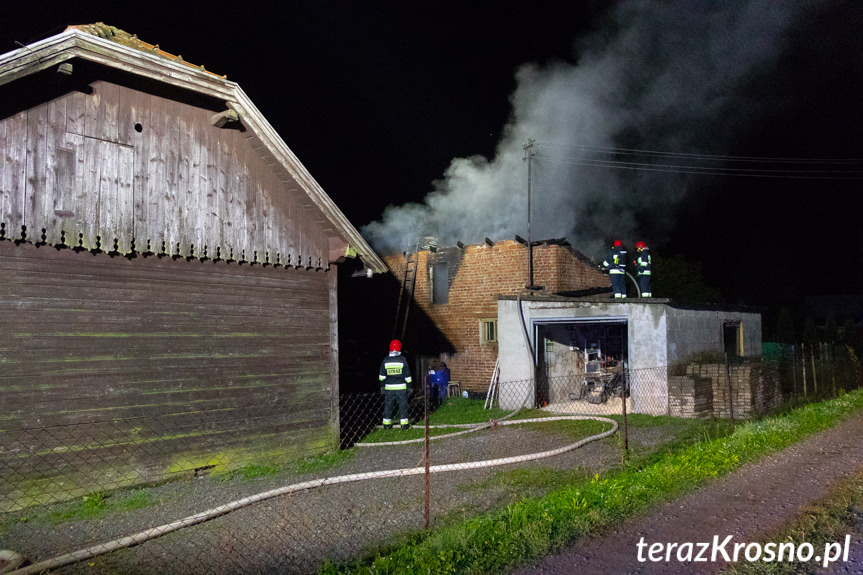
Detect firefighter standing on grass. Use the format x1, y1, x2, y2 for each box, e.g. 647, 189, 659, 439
602, 240, 628, 298
635, 241, 652, 297
379, 339, 412, 430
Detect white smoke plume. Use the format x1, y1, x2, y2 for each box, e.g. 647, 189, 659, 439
361, 1, 806, 258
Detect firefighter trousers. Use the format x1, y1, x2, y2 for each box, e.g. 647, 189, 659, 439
383, 389, 410, 426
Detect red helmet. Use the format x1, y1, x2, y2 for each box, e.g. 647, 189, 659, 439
389, 339, 402, 352
636, 241, 646, 250
613, 240, 622, 247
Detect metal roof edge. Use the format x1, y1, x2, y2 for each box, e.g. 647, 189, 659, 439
497, 294, 761, 314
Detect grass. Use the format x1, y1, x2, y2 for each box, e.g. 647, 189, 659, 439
723, 468, 863, 575
3, 449, 357, 528
319, 389, 863, 575
2, 489, 156, 527
218, 449, 356, 480
426, 397, 517, 424
359, 397, 545, 443
458, 467, 593, 500
616, 414, 737, 466
422, 397, 549, 425
453, 415, 728, 506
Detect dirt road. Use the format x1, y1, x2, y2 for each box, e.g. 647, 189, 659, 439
512, 412, 863, 575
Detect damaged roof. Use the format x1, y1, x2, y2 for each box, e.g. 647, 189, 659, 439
405, 236, 598, 265
65, 22, 225, 78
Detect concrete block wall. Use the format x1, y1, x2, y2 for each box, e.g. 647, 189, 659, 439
668, 375, 713, 418
384, 240, 608, 393
684, 363, 782, 419
749, 363, 783, 413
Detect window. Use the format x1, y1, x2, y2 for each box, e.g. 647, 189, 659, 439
481, 318, 498, 344
430, 262, 449, 304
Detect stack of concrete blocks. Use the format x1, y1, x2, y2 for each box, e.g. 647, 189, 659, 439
668, 373, 714, 418
749, 363, 783, 413
677, 363, 782, 419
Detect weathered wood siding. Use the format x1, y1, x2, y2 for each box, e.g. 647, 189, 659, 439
0, 80, 329, 269
0, 241, 334, 510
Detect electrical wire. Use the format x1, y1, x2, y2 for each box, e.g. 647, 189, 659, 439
535, 141, 863, 164
534, 153, 863, 180
531, 141, 863, 180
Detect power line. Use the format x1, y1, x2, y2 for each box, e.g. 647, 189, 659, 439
535, 141, 863, 164
531, 142, 863, 180
536, 154, 863, 180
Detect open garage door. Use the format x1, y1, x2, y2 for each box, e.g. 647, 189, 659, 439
534, 318, 628, 409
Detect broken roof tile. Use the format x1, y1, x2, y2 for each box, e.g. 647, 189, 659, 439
65, 22, 225, 79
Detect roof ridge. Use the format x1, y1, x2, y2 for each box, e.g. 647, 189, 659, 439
64, 22, 225, 79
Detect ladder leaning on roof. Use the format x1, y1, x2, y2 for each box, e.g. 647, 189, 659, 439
391, 249, 418, 342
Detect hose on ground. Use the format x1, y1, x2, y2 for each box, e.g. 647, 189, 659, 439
5, 414, 617, 575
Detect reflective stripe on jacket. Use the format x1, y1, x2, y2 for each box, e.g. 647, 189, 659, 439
379, 354, 413, 390
637, 248, 651, 276
603, 246, 627, 274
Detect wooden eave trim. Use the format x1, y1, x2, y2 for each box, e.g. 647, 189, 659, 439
0, 33, 79, 87
0, 29, 386, 274
0, 31, 233, 99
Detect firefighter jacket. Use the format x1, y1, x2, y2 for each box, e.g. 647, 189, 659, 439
637, 247, 651, 276
379, 352, 413, 391
603, 246, 627, 274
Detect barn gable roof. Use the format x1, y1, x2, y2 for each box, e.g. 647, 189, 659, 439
0, 24, 386, 273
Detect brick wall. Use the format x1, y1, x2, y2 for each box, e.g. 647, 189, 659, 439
384, 240, 609, 393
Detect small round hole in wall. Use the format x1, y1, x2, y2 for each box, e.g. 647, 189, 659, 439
134, 123, 143, 133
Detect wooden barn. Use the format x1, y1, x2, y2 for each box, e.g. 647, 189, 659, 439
0, 23, 385, 509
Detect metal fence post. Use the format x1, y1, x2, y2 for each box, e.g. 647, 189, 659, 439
725, 352, 734, 424
424, 374, 430, 530
622, 368, 629, 455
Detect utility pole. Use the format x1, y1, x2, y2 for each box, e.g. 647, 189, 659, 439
523, 138, 538, 289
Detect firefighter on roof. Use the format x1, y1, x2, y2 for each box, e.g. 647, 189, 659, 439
602, 240, 628, 298
635, 241, 652, 297
379, 339, 412, 429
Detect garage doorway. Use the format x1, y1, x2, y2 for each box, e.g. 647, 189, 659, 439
535, 319, 628, 407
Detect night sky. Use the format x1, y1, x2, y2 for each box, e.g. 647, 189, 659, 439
2, 1, 862, 317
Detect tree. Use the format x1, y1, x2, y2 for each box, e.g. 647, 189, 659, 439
825, 313, 838, 344
803, 315, 818, 344
840, 318, 856, 345
651, 254, 722, 304
775, 306, 795, 344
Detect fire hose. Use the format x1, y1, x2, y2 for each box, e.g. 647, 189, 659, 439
2, 290, 617, 574
2, 411, 616, 575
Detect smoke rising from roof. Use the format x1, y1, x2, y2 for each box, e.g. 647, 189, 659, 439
361, 1, 804, 258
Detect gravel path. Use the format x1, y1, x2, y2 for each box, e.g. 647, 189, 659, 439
511, 412, 863, 575
14, 411, 855, 575
1, 417, 630, 574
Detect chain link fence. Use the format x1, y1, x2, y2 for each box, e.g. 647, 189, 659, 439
2, 354, 861, 574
